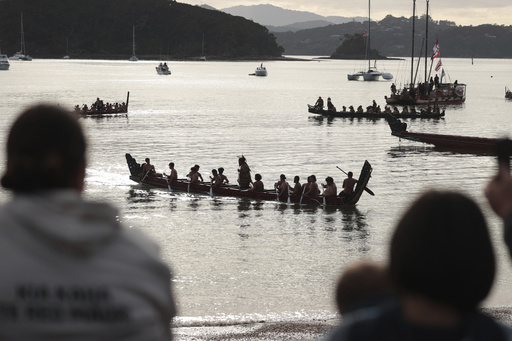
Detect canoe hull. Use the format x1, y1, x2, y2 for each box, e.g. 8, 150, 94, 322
126, 154, 372, 206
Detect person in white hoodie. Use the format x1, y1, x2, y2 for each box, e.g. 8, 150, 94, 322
0, 104, 176, 340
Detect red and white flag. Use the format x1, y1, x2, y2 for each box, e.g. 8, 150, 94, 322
435, 59, 443, 72
432, 41, 440, 60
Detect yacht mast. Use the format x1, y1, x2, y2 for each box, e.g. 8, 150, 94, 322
424, 0, 429, 83
411, 0, 416, 87
20, 13, 25, 55
367, 0, 371, 71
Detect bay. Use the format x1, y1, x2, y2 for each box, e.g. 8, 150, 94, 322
1, 57, 512, 333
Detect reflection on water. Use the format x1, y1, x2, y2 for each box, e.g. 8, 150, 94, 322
2, 58, 512, 325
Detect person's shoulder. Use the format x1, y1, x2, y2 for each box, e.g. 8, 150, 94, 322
324, 304, 399, 341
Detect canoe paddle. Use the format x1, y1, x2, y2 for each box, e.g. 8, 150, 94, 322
336, 166, 375, 196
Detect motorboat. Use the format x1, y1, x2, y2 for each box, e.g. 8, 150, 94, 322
156, 62, 171, 75
254, 63, 267, 76
0, 52, 10, 70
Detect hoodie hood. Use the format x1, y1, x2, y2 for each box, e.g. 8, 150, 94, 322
4, 190, 120, 256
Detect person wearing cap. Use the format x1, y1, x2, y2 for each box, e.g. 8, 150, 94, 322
0, 104, 176, 340
327, 97, 337, 112
314, 96, 324, 109
274, 174, 289, 202
322, 176, 337, 197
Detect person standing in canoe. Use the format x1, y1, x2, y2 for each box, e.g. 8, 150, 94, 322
238, 156, 252, 189
167, 162, 178, 184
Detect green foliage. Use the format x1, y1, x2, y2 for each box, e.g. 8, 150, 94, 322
0, 0, 283, 59
330, 33, 385, 59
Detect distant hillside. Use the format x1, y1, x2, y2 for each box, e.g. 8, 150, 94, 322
220, 4, 364, 28
0, 0, 283, 59
267, 20, 338, 33
273, 15, 512, 58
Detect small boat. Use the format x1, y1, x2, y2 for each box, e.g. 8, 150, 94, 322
10, 13, 32, 61
347, 72, 363, 81
75, 92, 130, 117
129, 26, 138, 62
0, 51, 9, 70
254, 63, 267, 76
506, 87, 512, 99
386, 115, 511, 154
156, 62, 171, 75
125, 153, 373, 207
308, 104, 445, 119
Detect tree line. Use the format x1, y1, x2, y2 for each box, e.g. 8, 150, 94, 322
0, 0, 283, 59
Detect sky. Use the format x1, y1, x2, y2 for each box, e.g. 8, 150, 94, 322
182, 0, 512, 26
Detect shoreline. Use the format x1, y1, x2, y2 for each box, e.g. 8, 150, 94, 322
173, 307, 512, 340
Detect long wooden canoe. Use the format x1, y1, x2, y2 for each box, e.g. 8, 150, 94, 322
125, 154, 372, 206
76, 92, 129, 117
386, 115, 511, 154
308, 104, 445, 119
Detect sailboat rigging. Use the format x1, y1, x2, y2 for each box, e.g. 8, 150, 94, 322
347, 0, 392, 81
10, 13, 32, 61
385, 0, 466, 106
129, 26, 138, 62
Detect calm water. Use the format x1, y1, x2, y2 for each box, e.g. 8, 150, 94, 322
1, 57, 512, 328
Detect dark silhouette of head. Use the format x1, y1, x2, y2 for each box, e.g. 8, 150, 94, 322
2, 104, 86, 193
390, 190, 495, 312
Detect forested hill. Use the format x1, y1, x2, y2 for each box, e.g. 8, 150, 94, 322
0, 0, 283, 59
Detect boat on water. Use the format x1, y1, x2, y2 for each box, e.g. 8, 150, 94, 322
156, 62, 171, 75
129, 26, 138, 62
308, 104, 444, 119
0, 50, 9, 70
10, 13, 32, 61
506, 87, 512, 99
386, 115, 511, 153
75, 92, 129, 117
347, 0, 392, 82
253, 63, 267, 76
385, 1, 465, 106
125, 154, 373, 207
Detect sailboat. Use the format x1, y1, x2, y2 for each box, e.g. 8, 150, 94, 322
10, 13, 32, 61
129, 26, 138, 62
385, 0, 466, 106
347, 0, 391, 81
199, 33, 206, 61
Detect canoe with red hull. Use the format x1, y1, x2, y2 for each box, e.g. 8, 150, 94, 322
386, 115, 511, 154
125, 154, 373, 206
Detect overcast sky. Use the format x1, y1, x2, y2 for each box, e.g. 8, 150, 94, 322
182, 1, 512, 26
